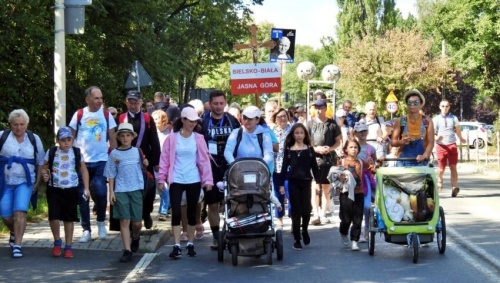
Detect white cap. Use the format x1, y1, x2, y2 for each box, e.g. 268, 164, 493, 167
354, 119, 368, 132
181, 107, 201, 121
242, 106, 261, 119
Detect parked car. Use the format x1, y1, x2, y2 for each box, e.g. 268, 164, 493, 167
484, 124, 494, 140
457, 122, 489, 149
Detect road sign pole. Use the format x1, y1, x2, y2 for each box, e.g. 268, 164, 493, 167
54, 0, 66, 135
135, 60, 141, 92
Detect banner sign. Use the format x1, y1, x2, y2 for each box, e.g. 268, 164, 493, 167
230, 63, 281, 95
270, 28, 296, 63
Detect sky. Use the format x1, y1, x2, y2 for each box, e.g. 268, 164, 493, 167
250, 0, 418, 49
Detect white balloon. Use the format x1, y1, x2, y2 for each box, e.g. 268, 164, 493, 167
296, 61, 316, 81
321, 64, 341, 82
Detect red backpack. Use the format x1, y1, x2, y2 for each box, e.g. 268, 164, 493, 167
75, 108, 110, 141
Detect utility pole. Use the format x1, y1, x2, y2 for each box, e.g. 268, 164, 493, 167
54, 0, 66, 132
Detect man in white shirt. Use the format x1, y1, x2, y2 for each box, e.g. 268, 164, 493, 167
69, 86, 117, 242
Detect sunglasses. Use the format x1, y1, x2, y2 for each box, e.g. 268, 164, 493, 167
407, 100, 421, 106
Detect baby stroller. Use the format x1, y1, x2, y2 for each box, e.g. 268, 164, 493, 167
217, 158, 283, 266
368, 158, 446, 263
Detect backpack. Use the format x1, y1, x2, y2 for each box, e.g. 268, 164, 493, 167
47, 146, 81, 185
0, 130, 38, 159
118, 112, 151, 130
233, 128, 263, 158
75, 108, 110, 140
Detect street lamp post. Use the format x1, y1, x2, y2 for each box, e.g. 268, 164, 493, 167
296, 62, 340, 121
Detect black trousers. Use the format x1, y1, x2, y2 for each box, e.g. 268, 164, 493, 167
288, 179, 312, 242
339, 192, 364, 242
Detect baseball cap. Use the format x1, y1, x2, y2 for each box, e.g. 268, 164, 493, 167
241, 106, 261, 119
57, 126, 73, 139
181, 106, 201, 121
126, 91, 142, 100
354, 120, 368, 132
313, 99, 327, 107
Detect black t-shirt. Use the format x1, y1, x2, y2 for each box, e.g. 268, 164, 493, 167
202, 113, 240, 167
307, 118, 341, 148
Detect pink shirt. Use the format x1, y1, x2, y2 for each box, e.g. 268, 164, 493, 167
157, 131, 213, 187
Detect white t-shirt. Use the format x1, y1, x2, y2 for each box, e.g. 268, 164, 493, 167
366, 116, 385, 141
173, 132, 200, 184
69, 107, 117, 162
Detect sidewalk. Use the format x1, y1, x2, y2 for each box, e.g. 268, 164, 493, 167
0, 199, 173, 253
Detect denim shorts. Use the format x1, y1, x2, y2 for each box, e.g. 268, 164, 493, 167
0, 183, 33, 217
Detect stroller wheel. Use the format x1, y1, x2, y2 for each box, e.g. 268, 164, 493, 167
276, 230, 283, 260
265, 241, 273, 265
231, 243, 238, 266
368, 207, 376, 256
437, 206, 446, 254
217, 230, 225, 262
411, 232, 419, 264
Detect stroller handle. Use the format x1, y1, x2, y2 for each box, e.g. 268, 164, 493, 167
384, 157, 429, 162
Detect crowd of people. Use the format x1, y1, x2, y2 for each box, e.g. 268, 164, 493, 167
0, 87, 466, 261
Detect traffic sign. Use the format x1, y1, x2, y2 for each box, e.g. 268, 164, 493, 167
386, 101, 398, 113
124, 60, 153, 90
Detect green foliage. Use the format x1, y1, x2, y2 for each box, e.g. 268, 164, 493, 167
0, 0, 263, 144
421, 0, 500, 107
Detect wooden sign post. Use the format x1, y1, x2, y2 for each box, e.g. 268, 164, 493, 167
233, 24, 276, 107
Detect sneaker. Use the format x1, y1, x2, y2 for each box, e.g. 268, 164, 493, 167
79, 230, 91, 243
52, 245, 62, 257
119, 250, 132, 262
9, 233, 15, 247
351, 241, 360, 251
310, 217, 321, 226
210, 240, 219, 251
12, 245, 23, 258
63, 249, 74, 259
341, 234, 350, 246
97, 221, 107, 239
293, 241, 303, 251
320, 217, 330, 224
302, 231, 310, 246
186, 244, 196, 257
452, 187, 460, 197
169, 245, 182, 259
131, 237, 140, 253
158, 214, 167, 221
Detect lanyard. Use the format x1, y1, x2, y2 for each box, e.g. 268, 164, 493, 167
208, 113, 224, 139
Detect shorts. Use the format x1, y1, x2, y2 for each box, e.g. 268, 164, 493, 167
0, 183, 32, 218
316, 165, 331, 185
203, 164, 225, 205
436, 143, 458, 169
47, 186, 79, 222
113, 190, 143, 221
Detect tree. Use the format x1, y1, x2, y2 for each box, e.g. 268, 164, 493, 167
336, 29, 452, 116
420, 0, 500, 108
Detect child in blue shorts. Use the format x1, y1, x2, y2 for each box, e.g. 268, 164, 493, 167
42, 126, 90, 259
104, 123, 145, 263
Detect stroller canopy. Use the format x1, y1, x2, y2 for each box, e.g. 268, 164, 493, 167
383, 173, 431, 195
226, 158, 271, 199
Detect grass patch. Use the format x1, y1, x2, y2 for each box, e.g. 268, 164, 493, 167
0, 187, 49, 236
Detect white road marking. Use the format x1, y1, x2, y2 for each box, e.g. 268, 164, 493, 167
122, 253, 158, 283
